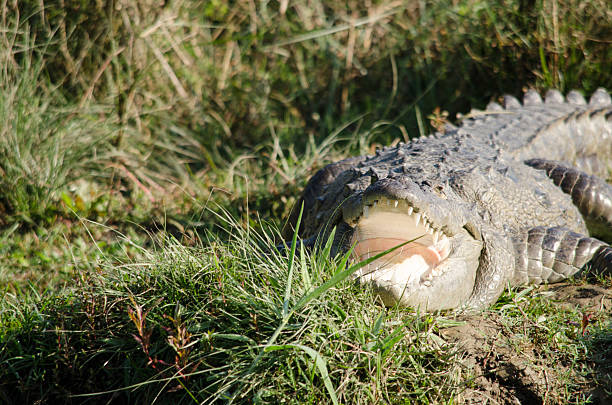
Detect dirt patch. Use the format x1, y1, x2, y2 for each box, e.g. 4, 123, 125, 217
440, 282, 612, 404
544, 283, 611, 312
442, 316, 550, 404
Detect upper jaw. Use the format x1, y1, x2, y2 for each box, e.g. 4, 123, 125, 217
342, 177, 463, 236
348, 198, 450, 245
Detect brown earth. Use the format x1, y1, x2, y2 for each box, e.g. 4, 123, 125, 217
440, 283, 612, 404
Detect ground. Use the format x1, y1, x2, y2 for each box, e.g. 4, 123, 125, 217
442, 283, 612, 404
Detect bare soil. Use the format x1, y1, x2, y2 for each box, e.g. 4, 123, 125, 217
440, 283, 612, 404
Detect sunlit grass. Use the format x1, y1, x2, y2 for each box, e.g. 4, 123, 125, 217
1, 208, 465, 403
0, 0, 611, 403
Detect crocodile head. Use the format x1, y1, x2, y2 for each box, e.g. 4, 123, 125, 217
342, 177, 483, 310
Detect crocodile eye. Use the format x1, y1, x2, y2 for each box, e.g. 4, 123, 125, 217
422, 180, 446, 198
434, 184, 446, 198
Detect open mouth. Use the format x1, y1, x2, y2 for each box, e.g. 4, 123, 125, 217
350, 198, 451, 287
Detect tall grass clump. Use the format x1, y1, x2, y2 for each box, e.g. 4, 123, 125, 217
11, 1, 612, 197
3, 0, 610, 224
0, 25, 113, 224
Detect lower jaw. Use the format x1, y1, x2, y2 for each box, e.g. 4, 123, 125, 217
354, 231, 484, 310
367, 259, 470, 310
353, 247, 450, 290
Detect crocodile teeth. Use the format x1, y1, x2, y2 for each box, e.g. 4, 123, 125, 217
407, 206, 413, 215
394, 200, 399, 208
433, 231, 440, 244
372, 201, 377, 208
364, 205, 369, 218
414, 213, 421, 226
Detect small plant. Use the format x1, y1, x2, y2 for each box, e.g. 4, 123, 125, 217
164, 313, 199, 378
128, 296, 166, 371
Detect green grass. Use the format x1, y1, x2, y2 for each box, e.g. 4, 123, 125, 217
0, 212, 461, 403
1, 212, 609, 403
0, 0, 611, 403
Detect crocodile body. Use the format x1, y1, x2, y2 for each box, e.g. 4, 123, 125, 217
287, 89, 612, 310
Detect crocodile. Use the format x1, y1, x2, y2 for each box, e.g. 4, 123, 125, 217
285, 88, 612, 311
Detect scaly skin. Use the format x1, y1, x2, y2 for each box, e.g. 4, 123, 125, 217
286, 89, 612, 311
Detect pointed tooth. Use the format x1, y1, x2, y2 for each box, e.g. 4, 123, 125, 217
394, 200, 399, 208
364, 205, 369, 218
372, 201, 377, 208
414, 213, 421, 226
433, 231, 440, 244
407, 206, 413, 215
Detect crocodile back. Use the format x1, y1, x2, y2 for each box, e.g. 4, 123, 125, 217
455, 89, 612, 179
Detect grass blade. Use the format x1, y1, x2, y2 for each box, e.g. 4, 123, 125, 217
265, 344, 338, 405
283, 202, 304, 317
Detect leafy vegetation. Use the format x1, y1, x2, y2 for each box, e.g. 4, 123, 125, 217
0, 0, 610, 403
